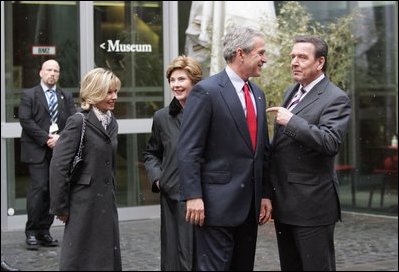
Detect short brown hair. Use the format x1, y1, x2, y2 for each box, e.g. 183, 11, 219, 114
166, 55, 202, 85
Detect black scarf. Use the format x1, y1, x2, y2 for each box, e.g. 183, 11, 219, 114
168, 97, 183, 117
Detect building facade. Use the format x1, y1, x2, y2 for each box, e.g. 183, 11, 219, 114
1, 1, 397, 231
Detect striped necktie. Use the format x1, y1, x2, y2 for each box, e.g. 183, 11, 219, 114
287, 87, 305, 111
48, 90, 58, 123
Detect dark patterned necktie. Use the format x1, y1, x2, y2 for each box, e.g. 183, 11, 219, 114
243, 82, 257, 151
48, 90, 58, 123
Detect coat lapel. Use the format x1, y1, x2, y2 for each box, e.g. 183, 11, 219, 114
107, 117, 118, 138
86, 110, 111, 139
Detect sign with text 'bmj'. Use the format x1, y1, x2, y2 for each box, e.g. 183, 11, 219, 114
32, 46, 56, 56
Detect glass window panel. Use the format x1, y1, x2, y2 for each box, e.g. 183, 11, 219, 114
6, 139, 29, 215
116, 133, 159, 207
4, 1, 80, 122
255, 1, 398, 214
4, 1, 79, 215
358, 94, 397, 172
94, 1, 164, 119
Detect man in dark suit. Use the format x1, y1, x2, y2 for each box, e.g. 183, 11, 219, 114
178, 26, 273, 271
266, 36, 352, 271
19, 59, 76, 250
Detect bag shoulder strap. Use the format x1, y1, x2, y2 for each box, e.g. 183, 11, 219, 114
75, 112, 86, 158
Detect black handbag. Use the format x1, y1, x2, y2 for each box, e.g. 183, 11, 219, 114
68, 112, 86, 182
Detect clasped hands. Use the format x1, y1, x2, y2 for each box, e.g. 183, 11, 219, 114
47, 133, 60, 149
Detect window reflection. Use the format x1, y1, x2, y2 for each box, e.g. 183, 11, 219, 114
5, 1, 80, 121
94, 1, 164, 119
116, 133, 159, 207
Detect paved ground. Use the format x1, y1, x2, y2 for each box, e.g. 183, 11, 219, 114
1, 212, 397, 271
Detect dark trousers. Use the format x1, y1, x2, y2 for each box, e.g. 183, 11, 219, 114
274, 222, 336, 271
195, 204, 258, 271
25, 155, 54, 237
160, 195, 195, 271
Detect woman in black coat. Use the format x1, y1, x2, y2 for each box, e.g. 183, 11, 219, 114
50, 68, 122, 271
143, 56, 202, 270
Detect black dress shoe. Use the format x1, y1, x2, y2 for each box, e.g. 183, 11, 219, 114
25, 235, 39, 250
37, 234, 59, 247
1, 260, 19, 271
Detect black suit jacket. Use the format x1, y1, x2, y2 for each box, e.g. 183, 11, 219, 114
178, 69, 272, 227
19, 85, 76, 163
270, 76, 351, 226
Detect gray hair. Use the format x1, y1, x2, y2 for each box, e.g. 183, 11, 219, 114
223, 26, 265, 63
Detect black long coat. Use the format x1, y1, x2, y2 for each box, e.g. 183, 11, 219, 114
50, 109, 122, 271
143, 97, 195, 270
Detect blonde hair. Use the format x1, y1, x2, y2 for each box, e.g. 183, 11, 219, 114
166, 55, 202, 85
80, 68, 121, 110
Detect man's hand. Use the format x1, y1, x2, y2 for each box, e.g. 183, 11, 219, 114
186, 198, 205, 226
266, 107, 293, 126
258, 198, 272, 225
47, 133, 60, 149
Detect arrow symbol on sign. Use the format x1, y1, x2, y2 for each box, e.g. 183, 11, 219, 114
99, 43, 106, 49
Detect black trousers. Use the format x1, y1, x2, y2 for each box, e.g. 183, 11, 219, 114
274, 221, 336, 271
25, 154, 54, 237
194, 203, 258, 271
160, 195, 195, 271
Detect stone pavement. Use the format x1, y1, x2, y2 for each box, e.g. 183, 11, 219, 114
1, 212, 397, 271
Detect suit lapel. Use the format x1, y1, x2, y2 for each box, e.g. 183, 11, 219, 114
272, 84, 299, 145
272, 78, 330, 146
291, 79, 328, 114
219, 73, 253, 151
291, 89, 319, 114
36, 87, 50, 113
55, 89, 65, 117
